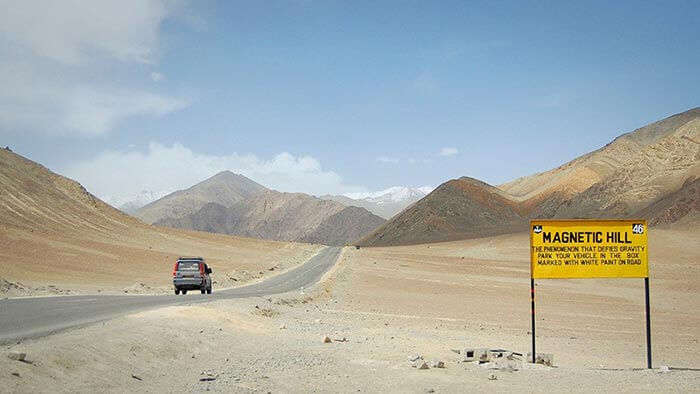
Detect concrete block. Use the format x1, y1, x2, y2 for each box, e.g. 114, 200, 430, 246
463, 348, 489, 363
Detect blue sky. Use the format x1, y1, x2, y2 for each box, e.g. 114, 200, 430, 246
1, 0, 698, 204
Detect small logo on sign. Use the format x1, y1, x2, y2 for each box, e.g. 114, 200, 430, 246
533, 225, 542, 234
632, 223, 644, 234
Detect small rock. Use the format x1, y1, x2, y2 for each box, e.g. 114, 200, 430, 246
658, 365, 671, 373
417, 362, 430, 370
279, 324, 287, 330
11, 372, 20, 377
323, 336, 332, 343
131, 374, 143, 381
450, 349, 461, 354
427, 389, 435, 393
431, 360, 445, 369
488, 374, 497, 381
7, 352, 26, 362
200, 377, 216, 382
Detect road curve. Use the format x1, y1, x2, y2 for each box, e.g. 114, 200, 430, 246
0, 246, 342, 345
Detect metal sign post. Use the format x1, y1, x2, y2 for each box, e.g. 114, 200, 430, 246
644, 277, 652, 369
530, 277, 536, 364
529, 219, 651, 369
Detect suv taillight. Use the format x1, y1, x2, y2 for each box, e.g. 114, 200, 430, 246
172, 262, 178, 277
199, 263, 205, 275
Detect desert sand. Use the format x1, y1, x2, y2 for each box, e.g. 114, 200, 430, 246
2, 227, 698, 393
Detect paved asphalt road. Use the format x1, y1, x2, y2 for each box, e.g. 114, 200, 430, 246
0, 246, 342, 345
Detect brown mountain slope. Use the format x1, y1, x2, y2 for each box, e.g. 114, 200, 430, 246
357, 177, 527, 246
136, 171, 268, 224
301, 206, 387, 245
502, 107, 700, 215
0, 148, 320, 295
360, 108, 699, 246
635, 176, 699, 226
156, 191, 386, 246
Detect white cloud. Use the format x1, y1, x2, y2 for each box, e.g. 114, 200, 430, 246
376, 156, 399, 163
439, 147, 459, 156
0, 0, 189, 136
61, 142, 366, 205
62, 87, 188, 135
150, 72, 165, 82
0, 0, 171, 64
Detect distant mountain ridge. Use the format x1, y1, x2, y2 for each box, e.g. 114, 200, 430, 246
135, 171, 268, 224
112, 190, 169, 214
321, 186, 432, 219
360, 107, 700, 246
140, 173, 386, 246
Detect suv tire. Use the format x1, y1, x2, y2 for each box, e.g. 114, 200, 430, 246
200, 287, 206, 294
207, 287, 212, 294
175, 289, 180, 295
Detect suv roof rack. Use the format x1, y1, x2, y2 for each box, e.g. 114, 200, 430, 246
177, 256, 204, 261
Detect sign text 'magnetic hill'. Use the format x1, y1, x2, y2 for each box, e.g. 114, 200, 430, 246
530, 220, 648, 279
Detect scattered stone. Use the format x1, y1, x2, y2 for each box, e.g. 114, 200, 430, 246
488, 374, 497, 381
431, 360, 445, 369
427, 389, 435, 393
200, 377, 216, 382
7, 352, 26, 362
417, 362, 430, 370
409, 354, 423, 362
323, 336, 332, 343
11, 372, 20, 377
335, 337, 348, 342
527, 352, 554, 367
658, 365, 671, 373
279, 324, 287, 330
450, 349, 461, 355
131, 374, 143, 381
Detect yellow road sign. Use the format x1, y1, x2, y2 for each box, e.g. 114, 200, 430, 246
530, 219, 648, 279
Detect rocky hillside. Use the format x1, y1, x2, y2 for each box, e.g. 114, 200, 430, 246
156, 190, 386, 246
360, 107, 699, 246
136, 171, 268, 224
0, 147, 138, 234
358, 177, 528, 246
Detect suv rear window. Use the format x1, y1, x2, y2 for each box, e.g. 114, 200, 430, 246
177, 261, 200, 271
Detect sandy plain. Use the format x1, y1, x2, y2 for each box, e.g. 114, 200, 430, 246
2, 227, 698, 392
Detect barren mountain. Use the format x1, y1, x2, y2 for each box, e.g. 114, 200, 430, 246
636, 176, 699, 226
503, 107, 700, 217
0, 148, 320, 294
135, 171, 268, 224
321, 186, 432, 219
300, 206, 387, 245
357, 177, 527, 246
360, 108, 699, 246
156, 190, 386, 246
